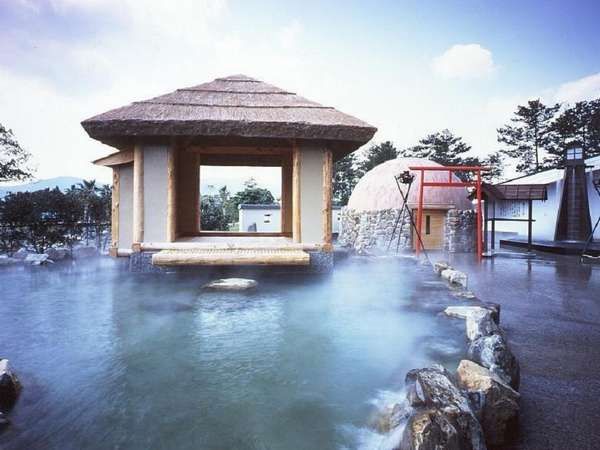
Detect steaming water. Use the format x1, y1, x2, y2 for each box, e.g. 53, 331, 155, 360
0, 256, 465, 450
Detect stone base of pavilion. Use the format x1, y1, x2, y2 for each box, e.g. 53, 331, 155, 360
125, 236, 334, 273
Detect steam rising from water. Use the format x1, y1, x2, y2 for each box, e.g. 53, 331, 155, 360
0, 256, 464, 450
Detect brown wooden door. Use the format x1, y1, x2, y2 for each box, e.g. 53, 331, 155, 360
413, 209, 445, 250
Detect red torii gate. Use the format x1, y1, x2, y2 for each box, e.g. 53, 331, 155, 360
408, 165, 489, 261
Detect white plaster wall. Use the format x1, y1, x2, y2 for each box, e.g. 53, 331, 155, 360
239, 207, 281, 232
332, 207, 341, 234
300, 147, 324, 243
587, 169, 600, 239
491, 183, 560, 240
118, 164, 134, 249
143, 145, 169, 242
237, 206, 341, 233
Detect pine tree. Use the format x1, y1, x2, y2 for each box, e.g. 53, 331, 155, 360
0, 123, 33, 182
358, 141, 398, 173
546, 99, 600, 167
333, 153, 359, 205
497, 99, 560, 174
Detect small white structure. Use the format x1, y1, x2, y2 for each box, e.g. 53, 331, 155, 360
494, 155, 600, 240
239, 204, 342, 234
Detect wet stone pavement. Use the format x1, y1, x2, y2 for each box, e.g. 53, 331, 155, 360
445, 251, 600, 450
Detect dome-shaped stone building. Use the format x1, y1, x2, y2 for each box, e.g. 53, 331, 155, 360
339, 157, 476, 254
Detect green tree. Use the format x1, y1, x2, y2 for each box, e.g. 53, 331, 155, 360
497, 99, 560, 174
224, 179, 276, 223
333, 153, 360, 205
0, 189, 84, 254
0, 123, 33, 182
359, 141, 398, 173
546, 98, 600, 167
200, 195, 228, 230
400, 129, 472, 165
399, 130, 495, 181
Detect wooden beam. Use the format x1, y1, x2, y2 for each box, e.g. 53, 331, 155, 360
187, 146, 290, 155
111, 166, 120, 253
93, 149, 134, 167
196, 153, 282, 167
281, 153, 293, 234
167, 145, 177, 242
133, 144, 144, 243
186, 231, 292, 238
322, 149, 333, 247
292, 141, 302, 243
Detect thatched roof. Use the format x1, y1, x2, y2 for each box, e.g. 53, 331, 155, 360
81, 75, 376, 151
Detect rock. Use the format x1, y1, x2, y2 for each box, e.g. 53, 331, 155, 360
457, 360, 520, 447
73, 246, 98, 258
24, 253, 52, 265
441, 268, 468, 288
47, 247, 70, 261
444, 305, 500, 326
469, 334, 520, 391
370, 400, 412, 433
400, 406, 486, 450
451, 289, 477, 300
405, 365, 469, 411
0, 255, 19, 266
400, 366, 486, 450
465, 310, 500, 341
0, 411, 9, 429
203, 278, 258, 291
433, 261, 452, 275
12, 248, 30, 260
0, 359, 22, 410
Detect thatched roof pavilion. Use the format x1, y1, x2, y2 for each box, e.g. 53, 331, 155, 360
84, 75, 376, 271
83, 74, 375, 158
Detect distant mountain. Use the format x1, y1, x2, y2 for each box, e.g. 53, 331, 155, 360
0, 176, 86, 198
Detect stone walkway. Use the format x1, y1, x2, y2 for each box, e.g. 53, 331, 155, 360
444, 251, 600, 450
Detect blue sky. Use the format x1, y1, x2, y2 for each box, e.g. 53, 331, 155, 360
0, 0, 599, 187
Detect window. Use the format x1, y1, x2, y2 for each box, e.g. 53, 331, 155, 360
425, 215, 431, 235
566, 147, 583, 160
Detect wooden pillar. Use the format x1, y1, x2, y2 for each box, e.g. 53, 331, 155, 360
195, 153, 201, 232
110, 166, 120, 256
322, 149, 333, 249
484, 199, 488, 253
491, 201, 496, 251
281, 153, 293, 235
167, 145, 177, 242
292, 142, 302, 243
527, 199, 533, 252
415, 170, 424, 256
476, 171, 483, 261
133, 144, 144, 244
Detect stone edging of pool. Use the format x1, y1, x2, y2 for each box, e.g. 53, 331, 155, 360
371, 259, 521, 450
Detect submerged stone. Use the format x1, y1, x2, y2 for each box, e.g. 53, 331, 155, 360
433, 261, 452, 275
0, 359, 22, 410
457, 360, 520, 448
24, 253, 52, 265
203, 278, 258, 291
440, 268, 468, 288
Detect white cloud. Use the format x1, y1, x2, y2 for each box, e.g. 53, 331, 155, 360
553, 72, 600, 103
432, 44, 495, 79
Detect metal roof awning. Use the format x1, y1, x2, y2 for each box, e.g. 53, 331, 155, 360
481, 183, 548, 201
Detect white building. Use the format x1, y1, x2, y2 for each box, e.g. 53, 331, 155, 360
494, 155, 600, 241
239, 204, 342, 234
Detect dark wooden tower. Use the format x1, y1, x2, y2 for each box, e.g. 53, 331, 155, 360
554, 146, 592, 241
